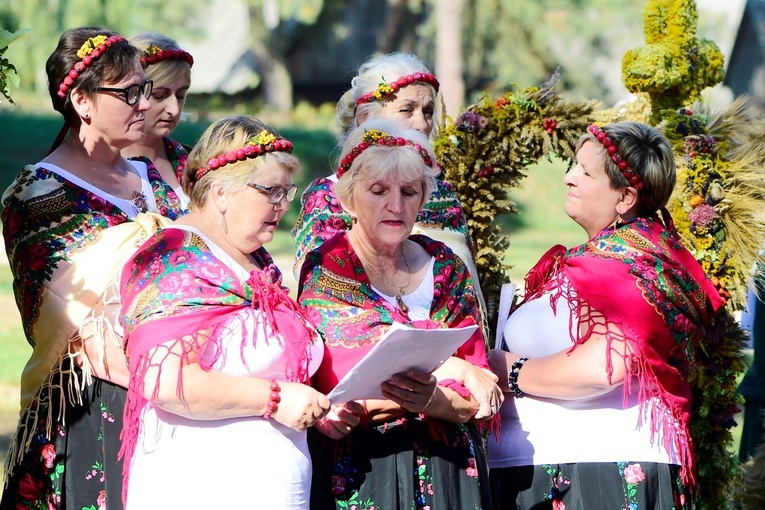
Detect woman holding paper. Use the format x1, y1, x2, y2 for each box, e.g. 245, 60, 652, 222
298, 119, 497, 509
487, 122, 723, 509
119, 115, 329, 509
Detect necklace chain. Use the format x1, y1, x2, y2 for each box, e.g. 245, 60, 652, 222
362, 247, 412, 313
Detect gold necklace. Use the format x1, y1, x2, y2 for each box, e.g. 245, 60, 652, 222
396, 248, 412, 314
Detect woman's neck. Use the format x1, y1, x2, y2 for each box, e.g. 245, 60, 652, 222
347, 228, 402, 272
175, 208, 262, 273
123, 136, 165, 162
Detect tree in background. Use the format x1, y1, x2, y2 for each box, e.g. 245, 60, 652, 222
0, 0, 202, 105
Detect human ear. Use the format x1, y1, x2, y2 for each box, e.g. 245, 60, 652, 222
618, 186, 639, 213
69, 88, 92, 120
210, 181, 228, 214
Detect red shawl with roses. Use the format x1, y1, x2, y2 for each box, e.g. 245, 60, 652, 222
519, 217, 723, 488
297, 232, 487, 397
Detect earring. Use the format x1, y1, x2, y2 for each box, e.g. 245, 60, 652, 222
221, 212, 228, 233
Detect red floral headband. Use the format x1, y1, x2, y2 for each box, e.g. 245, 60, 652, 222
58, 34, 126, 98
336, 129, 435, 178
194, 130, 293, 183
140, 43, 194, 68
588, 124, 643, 190
355, 72, 440, 108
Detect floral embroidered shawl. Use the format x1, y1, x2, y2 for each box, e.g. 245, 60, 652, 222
297, 233, 487, 395
520, 217, 723, 488
163, 136, 190, 185
119, 227, 318, 501
0, 158, 184, 477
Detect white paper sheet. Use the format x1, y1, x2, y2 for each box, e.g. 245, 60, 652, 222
326, 322, 479, 404
494, 282, 517, 350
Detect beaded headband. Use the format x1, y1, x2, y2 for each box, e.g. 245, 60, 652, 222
57, 35, 126, 98
336, 129, 435, 178
355, 72, 440, 108
587, 124, 643, 191
194, 129, 294, 182
140, 43, 194, 68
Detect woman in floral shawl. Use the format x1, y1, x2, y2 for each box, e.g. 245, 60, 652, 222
123, 32, 194, 209
119, 115, 329, 509
0, 27, 185, 510
291, 52, 486, 318
298, 119, 501, 510
487, 122, 724, 509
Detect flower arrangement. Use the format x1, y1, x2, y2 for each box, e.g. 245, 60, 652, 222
621, 0, 725, 123
434, 71, 598, 336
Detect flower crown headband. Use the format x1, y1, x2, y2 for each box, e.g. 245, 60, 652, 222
588, 124, 643, 191
194, 129, 294, 183
355, 72, 440, 109
140, 43, 194, 68
336, 128, 435, 178
58, 34, 126, 98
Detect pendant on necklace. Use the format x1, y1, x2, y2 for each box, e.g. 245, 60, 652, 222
132, 190, 148, 213
396, 294, 409, 315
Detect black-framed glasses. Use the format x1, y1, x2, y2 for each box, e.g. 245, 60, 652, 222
96, 80, 153, 106
247, 183, 299, 204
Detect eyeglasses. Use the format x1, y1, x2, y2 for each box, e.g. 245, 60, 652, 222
96, 80, 153, 106
247, 183, 299, 204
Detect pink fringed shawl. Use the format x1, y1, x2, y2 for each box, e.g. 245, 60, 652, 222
118, 227, 317, 503
520, 217, 723, 488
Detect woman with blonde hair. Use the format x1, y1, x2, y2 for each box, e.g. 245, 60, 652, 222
120, 115, 329, 509
123, 32, 193, 208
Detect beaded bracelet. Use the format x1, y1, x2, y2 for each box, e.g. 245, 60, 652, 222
507, 357, 528, 397
263, 378, 281, 419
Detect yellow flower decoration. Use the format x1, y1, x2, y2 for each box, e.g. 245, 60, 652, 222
361, 129, 387, 144
253, 130, 276, 147
76, 35, 108, 59
144, 44, 163, 56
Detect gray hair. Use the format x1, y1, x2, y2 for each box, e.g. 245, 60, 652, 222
184, 115, 299, 208
335, 119, 438, 213
576, 121, 676, 213
335, 52, 438, 145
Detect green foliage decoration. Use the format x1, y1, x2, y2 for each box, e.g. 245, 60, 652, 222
0, 28, 28, 104
659, 100, 765, 509
434, 72, 598, 340
621, 0, 724, 123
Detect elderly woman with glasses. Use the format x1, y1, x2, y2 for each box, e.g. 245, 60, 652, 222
0, 26, 185, 510
118, 115, 330, 509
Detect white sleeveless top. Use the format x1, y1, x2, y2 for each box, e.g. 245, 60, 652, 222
126, 225, 324, 509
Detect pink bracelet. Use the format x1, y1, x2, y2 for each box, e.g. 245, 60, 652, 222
263, 378, 281, 419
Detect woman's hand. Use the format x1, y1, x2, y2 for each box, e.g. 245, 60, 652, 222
271, 382, 331, 431
314, 401, 365, 439
380, 368, 438, 414
433, 357, 503, 420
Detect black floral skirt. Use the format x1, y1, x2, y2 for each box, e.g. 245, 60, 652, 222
490, 461, 693, 510
1, 375, 125, 510
309, 414, 493, 509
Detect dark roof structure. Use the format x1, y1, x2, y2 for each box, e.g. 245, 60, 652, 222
724, 0, 765, 106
